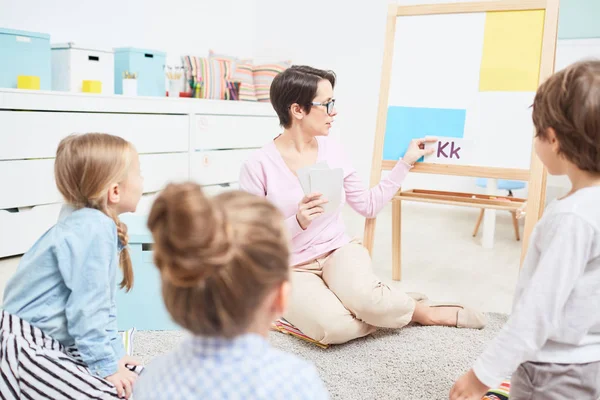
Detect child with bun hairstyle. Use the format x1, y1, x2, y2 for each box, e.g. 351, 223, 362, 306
134, 182, 329, 400
1, 133, 144, 399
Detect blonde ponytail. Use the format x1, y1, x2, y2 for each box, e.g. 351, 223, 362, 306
55, 133, 136, 292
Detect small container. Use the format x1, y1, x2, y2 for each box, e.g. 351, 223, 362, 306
122, 78, 137, 96
17, 76, 41, 90
114, 47, 166, 97
51, 43, 114, 94
168, 79, 181, 97
82, 80, 102, 93
0, 28, 51, 90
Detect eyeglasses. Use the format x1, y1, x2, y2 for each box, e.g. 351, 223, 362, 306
311, 99, 335, 114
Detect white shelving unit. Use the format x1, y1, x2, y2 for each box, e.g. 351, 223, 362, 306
0, 89, 280, 258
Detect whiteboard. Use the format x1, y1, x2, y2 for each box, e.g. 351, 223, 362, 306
383, 11, 539, 171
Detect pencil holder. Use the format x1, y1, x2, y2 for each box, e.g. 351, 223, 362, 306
168, 79, 181, 97
122, 78, 137, 96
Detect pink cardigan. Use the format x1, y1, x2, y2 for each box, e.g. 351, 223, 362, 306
239, 136, 410, 266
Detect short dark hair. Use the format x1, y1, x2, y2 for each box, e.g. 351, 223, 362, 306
270, 65, 336, 128
533, 60, 600, 173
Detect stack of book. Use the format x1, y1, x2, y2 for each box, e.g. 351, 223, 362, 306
271, 318, 329, 349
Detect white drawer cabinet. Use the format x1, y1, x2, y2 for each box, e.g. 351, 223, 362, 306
0, 89, 276, 257
194, 115, 279, 150
0, 159, 61, 209
131, 193, 160, 216
0, 203, 63, 257
191, 149, 254, 186
0, 153, 188, 210
140, 153, 189, 192
0, 111, 189, 160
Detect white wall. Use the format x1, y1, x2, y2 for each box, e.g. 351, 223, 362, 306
0, 0, 258, 66
255, 0, 389, 187
255, 0, 600, 203
2, 0, 598, 200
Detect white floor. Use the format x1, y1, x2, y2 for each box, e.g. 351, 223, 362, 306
343, 202, 521, 314
0, 203, 522, 313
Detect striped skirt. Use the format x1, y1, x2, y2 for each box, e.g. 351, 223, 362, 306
0, 310, 143, 400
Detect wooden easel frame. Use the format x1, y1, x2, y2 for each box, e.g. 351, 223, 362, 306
363, 0, 560, 268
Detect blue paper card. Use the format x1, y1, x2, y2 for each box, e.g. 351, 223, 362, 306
382, 106, 467, 161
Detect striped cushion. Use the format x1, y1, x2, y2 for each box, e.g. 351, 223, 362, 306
182, 56, 231, 100
209, 50, 258, 102
483, 378, 511, 400
253, 61, 291, 102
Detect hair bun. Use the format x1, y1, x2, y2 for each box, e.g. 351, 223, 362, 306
147, 182, 234, 287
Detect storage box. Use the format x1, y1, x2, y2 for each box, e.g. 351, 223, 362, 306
116, 213, 181, 331
114, 47, 166, 97
0, 28, 51, 90
51, 43, 114, 95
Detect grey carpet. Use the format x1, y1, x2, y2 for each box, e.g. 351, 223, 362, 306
133, 312, 508, 400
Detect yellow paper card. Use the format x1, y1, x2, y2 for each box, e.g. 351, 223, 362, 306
479, 10, 545, 92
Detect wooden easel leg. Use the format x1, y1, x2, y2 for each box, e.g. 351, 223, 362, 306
364, 3, 398, 256
392, 199, 402, 281
507, 190, 520, 241
511, 211, 520, 241
364, 218, 377, 255
473, 208, 484, 237
521, 0, 559, 266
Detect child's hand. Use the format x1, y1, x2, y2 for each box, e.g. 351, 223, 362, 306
449, 369, 489, 400
105, 358, 139, 399
119, 355, 141, 368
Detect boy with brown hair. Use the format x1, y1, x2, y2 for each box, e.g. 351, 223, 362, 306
450, 60, 600, 400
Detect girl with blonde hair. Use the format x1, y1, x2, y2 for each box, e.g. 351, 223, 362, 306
134, 182, 328, 399
1, 133, 144, 399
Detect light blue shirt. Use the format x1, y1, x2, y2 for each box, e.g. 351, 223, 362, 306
2, 206, 125, 377
134, 333, 330, 400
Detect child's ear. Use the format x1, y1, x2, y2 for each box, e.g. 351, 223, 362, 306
107, 183, 121, 206
272, 280, 291, 318
546, 127, 561, 153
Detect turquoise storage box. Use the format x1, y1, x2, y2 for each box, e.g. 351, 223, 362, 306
114, 47, 166, 97
116, 213, 181, 331
0, 28, 51, 90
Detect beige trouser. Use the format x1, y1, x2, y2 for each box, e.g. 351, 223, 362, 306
510, 361, 600, 400
283, 240, 416, 345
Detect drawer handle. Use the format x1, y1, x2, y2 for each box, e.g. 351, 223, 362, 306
144, 53, 154, 58
203, 156, 210, 166
88, 55, 100, 62
142, 243, 154, 251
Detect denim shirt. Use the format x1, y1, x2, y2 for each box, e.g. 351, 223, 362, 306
2, 206, 126, 377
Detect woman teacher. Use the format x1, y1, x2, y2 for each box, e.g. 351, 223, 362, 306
239, 65, 486, 345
